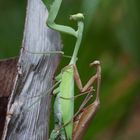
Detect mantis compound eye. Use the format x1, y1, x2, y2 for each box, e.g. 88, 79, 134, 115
69, 13, 84, 21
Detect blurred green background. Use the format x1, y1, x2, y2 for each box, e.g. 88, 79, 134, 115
0, 0, 140, 140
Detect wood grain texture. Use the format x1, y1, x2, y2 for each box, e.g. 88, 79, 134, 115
2, 0, 61, 140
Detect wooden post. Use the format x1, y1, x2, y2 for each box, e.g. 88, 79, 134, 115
2, 0, 61, 139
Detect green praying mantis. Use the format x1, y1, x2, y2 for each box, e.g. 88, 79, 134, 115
24, 0, 101, 139
45, 0, 101, 139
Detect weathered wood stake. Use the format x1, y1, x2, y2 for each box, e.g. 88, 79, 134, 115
2, 0, 61, 139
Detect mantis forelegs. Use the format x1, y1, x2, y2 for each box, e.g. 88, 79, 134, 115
73, 60, 101, 140
74, 60, 101, 94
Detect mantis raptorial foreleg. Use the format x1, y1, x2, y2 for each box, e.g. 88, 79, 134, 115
73, 61, 101, 140
74, 60, 100, 93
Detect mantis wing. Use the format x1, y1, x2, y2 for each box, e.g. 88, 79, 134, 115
60, 66, 74, 140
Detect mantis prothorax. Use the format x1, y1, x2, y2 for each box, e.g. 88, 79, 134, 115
23, 0, 101, 139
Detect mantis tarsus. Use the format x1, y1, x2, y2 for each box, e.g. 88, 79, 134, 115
24, 0, 101, 139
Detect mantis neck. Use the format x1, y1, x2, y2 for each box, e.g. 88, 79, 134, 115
69, 21, 84, 65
